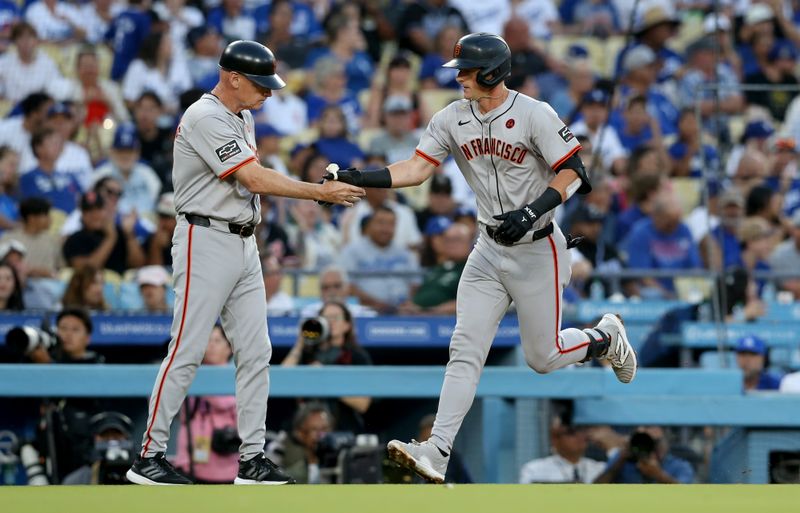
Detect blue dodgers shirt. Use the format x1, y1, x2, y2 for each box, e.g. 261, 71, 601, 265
608, 453, 695, 484
19, 169, 82, 213
623, 218, 701, 291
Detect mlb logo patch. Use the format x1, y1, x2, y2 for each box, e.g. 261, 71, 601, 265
216, 140, 242, 163
558, 126, 574, 143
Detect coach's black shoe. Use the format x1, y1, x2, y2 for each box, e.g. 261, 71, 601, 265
234, 454, 295, 485
126, 453, 193, 485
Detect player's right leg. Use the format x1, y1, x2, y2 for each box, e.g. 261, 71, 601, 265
387, 236, 510, 483
128, 220, 240, 485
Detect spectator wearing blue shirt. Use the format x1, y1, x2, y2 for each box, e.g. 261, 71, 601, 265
738, 216, 774, 295
594, 427, 695, 484
305, 15, 374, 95
254, 0, 322, 43
707, 189, 746, 270
615, 6, 683, 84
615, 95, 657, 153
419, 24, 461, 90
764, 138, 800, 216
313, 105, 365, 170
104, 0, 152, 81
257, 0, 310, 70
668, 108, 720, 178
735, 335, 782, 391
20, 128, 82, 214
305, 57, 363, 134
622, 192, 702, 298
615, 170, 662, 244
0, 146, 20, 234
207, 0, 257, 42
559, 0, 619, 37
736, 4, 780, 78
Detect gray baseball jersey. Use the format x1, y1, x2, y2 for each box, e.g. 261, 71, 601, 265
140, 92, 272, 462
415, 91, 580, 230
413, 91, 604, 455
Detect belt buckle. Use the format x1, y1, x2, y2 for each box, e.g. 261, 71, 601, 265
239, 224, 254, 238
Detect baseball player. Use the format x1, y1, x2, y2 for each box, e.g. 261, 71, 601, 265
126, 41, 364, 486
323, 33, 637, 483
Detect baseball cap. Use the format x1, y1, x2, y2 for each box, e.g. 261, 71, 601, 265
634, 6, 679, 36
112, 123, 140, 150
90, 411, 133, 437
47, 102, 72, 118
769, 41, 798, 62
425, 215, 452, 237
80, 190, 105, 211
745, 3, 774, 26
583, 88, 609, 105
137, 265, 170, 287
686, 36, 716, 57
742, 119, 774, 141
186, 25, 217, 48
254, 123, 284, 139
703, 13, 731, 34
454, 205, 477, 220
156, 192, 176, 217
430, 174, 453, 195
0, 239, 26, 261
383, 95, 413, 114
735, 335, 767, 355
622, 45, 657, 74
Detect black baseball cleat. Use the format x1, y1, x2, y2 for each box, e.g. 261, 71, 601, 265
234, 454, 295, 485
126, 453, 193, 485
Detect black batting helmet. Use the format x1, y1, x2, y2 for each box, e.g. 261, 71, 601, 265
443, 33, 512, 89
219, 40, 286, 90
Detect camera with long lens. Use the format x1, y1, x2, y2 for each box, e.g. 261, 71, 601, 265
299, 317, 330, 347
316, 431, 355, 469
94, 439, 135, 484
6, 326, 58, 358
628, 432, 656, 462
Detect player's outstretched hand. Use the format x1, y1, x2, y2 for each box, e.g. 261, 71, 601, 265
492, 207, 537, 245
318, 180, 365, 207
323, 167, 362, 186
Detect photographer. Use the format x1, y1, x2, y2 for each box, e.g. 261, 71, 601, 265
62, 412, 136, 485
265, 402, 333, 484
593, 426, 694, 484
172, 325, 240, 484
282, 301, 372, 432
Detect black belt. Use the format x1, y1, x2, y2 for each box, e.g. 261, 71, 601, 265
184, 213, 256, 237
486, 221, 554, 244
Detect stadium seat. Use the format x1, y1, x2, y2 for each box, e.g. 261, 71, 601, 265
119, 282, 145, 311
699, 350, 736, 369
672, 178, 701, 215
419, 89, 462, 116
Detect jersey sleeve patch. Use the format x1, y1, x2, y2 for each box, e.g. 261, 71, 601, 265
215, 140, 243, 163
558, 126, 574, 143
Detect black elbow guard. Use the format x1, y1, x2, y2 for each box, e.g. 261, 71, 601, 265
555, 154, 592, 194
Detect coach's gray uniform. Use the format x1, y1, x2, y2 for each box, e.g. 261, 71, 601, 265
415, 91, 595, 452
141, 93, 269, 460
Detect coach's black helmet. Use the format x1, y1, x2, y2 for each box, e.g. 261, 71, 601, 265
219, 40, 286, 90
443, 33, 512, 89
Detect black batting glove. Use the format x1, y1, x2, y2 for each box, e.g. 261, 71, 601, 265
492, 205, 537, 245
323, 167, 362, 186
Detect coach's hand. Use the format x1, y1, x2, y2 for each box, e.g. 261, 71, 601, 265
318, 180, 365, 207
492, 206, 536, 245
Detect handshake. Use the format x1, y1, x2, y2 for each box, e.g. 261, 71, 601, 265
315, 163, 366, 208
317, 164, 393, 206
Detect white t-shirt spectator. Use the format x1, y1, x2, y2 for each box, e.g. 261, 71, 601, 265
448, 0, 512, 37
121, 58, 191, 113
0, 117, 34, 172
93, 161, 163, 216
152, 1, 204, 62
513, 0, 560, 40
267, 290, 295, 316
339, 238, 421, 307
57, 142, 94, 190
341, 199, 423, 250
519, 454, 606, 484
570, 120, 628, 172
255, 92, 309, 136
0, 49, 69, 103
77, 0, 125, 44
25, 0, 83, 42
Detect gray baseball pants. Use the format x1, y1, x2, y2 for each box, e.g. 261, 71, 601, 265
140, 216, 270, 460
429, 223, 597, 453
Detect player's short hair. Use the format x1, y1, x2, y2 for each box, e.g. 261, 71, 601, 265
57, 307, 93, 334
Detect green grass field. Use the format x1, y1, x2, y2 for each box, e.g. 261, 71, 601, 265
3, 485, 800, 513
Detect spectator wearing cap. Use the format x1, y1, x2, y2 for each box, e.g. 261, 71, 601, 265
701, 12, 741, 77
726, 121, 774, 178
339, 205, 421, 314
769, 210, 800, 298
185, 25, 223, 91
121, 30, 192, 115
396, 0, 469, 56
702, 189, 746, 269
313, 105, 365, 169
132, 92, 174, 191
735, 335, 782, 391
67, 46, 130, 133
677, 36, 743, 143
254, 123, 289, 175
19, 127, 82, 214
104, 0, 153, 82
0, 197, 63, 277
668, 108, 721, 178
207, 0, 257, 42
613, 45, 678, 137
400, 222, 472, 316
304, 14, 374, 95
94, 123, 162, 217
63, 190, 146, 275
415, 174, 457, 233
257, 0, 310, 70
45, 102, 94, 189
622, 191, 702, 299
419, 25, 463, 90
0, 22, 67, 105
571, 89, 627, 175
615, 6, 683, 83
287, 198, 342, 270
368, 95, 422, 170
145, 192, 177, 267
137, 264, 170, 312
62, 411, 136, 485
305, 57, 362, 133
744, 40, 800, 122
737, 2, 800, 78
262, 255, 294, 315
419, 215, 452, 268
0, 92, 53, 177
